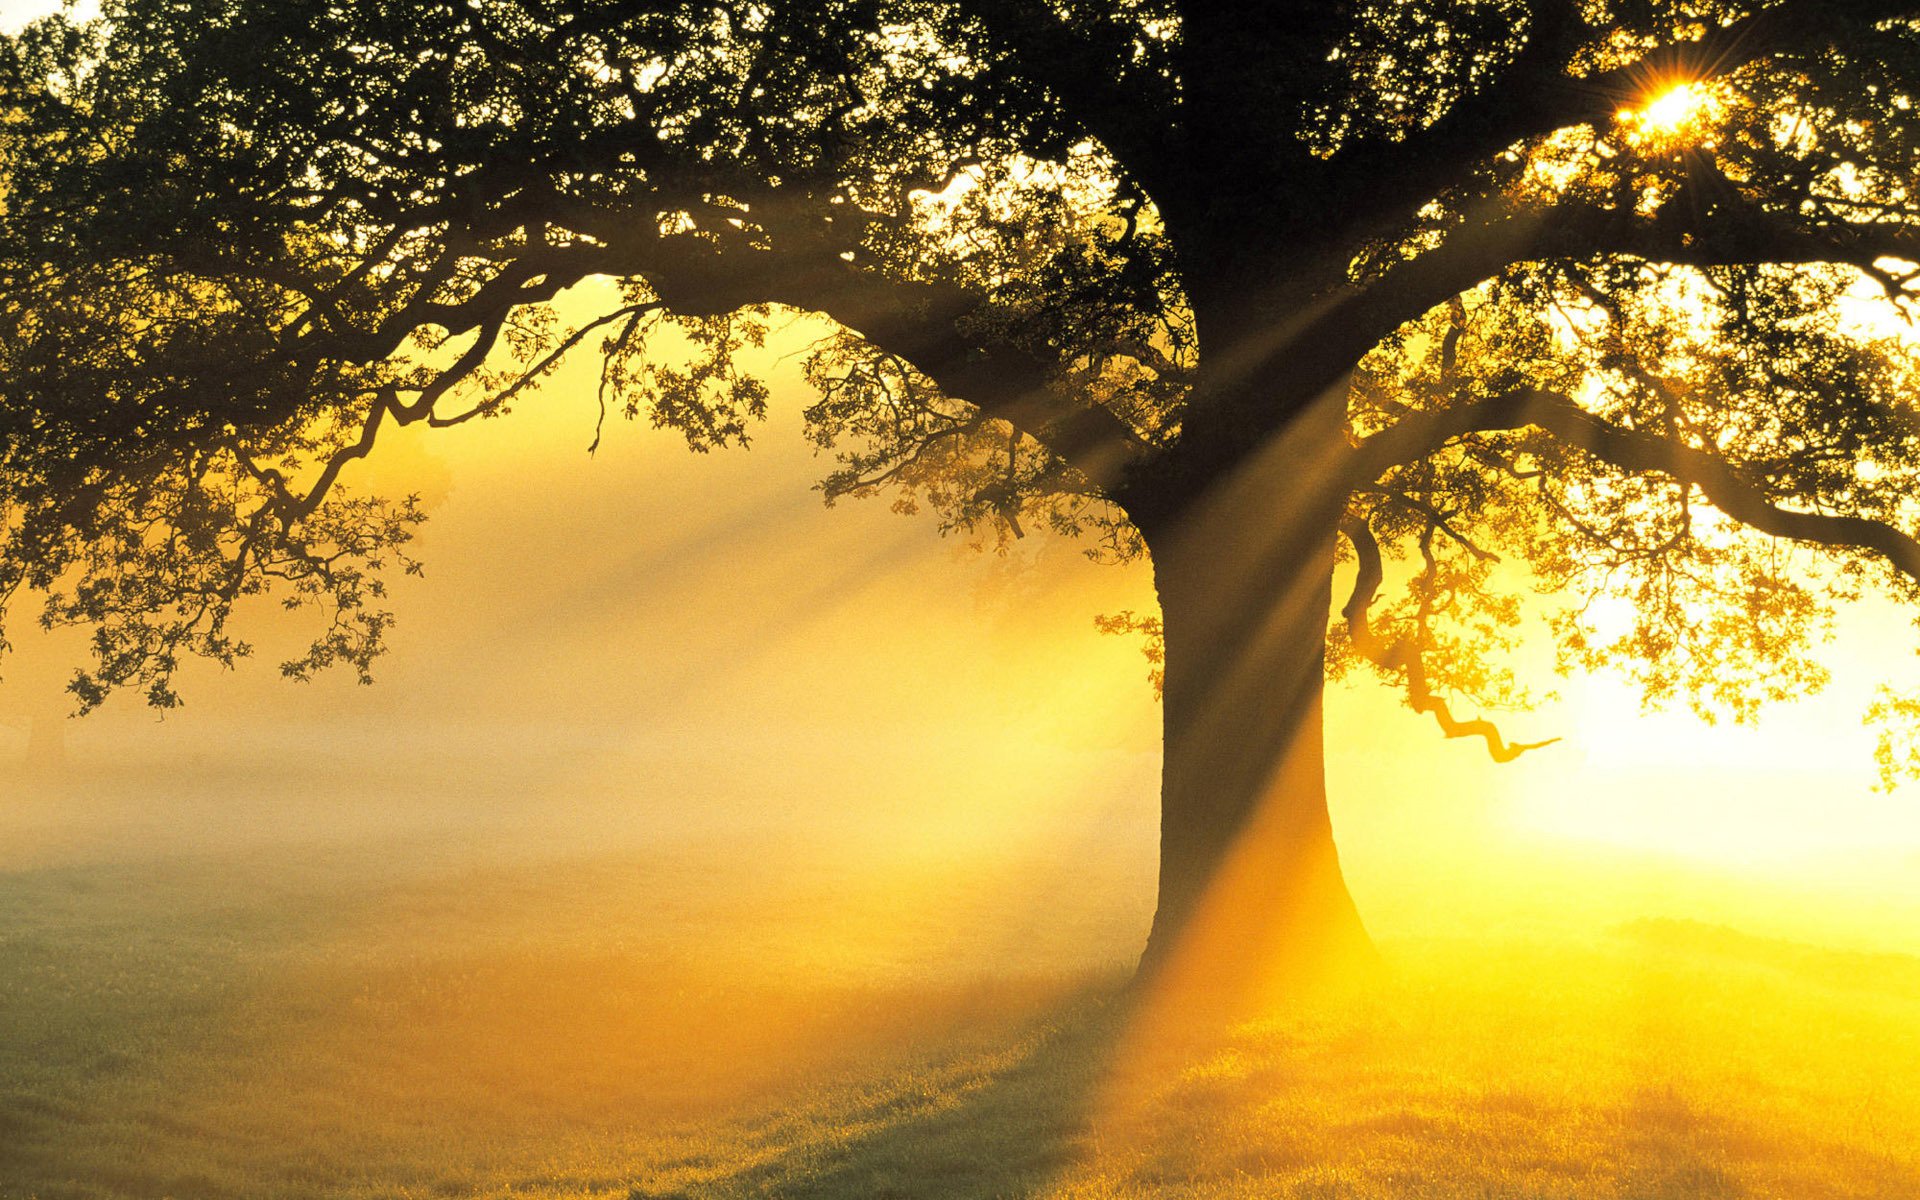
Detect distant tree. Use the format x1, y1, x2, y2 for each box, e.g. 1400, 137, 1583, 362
4, 0, 1919, 990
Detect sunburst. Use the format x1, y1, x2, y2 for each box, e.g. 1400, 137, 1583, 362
1619, 81, 1721, 146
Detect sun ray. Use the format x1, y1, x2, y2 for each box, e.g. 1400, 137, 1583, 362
1618, 81, 1723, 147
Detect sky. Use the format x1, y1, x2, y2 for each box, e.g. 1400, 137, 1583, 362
4, 0, 1920, 966
0, 0, 85, 31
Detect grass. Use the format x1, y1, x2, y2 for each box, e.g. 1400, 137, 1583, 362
3, 801, 1919, 1198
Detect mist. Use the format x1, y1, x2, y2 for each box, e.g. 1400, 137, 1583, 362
7, 308, 1920, 955
3, 313, 1920, 1200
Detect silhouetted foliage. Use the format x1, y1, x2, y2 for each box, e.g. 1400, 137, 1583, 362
4, 0, 1919, 957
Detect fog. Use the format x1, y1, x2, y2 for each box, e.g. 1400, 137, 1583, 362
9, 356, 1918, 1193
5, 311, 1920, 983
0, 212, 1916, 1200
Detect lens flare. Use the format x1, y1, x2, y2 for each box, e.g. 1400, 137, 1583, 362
1619, 81, 1720, 146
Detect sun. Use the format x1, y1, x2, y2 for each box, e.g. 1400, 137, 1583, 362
1619, 81, 1721, 146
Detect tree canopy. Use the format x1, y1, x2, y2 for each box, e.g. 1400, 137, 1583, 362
5, 0, 1920, 968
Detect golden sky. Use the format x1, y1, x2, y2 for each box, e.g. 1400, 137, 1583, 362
3, 0, 1918, 965
4, 299, 1919, 966
0, 0, 85, 31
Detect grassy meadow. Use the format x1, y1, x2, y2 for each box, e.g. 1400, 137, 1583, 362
4, 763, 1920, 1200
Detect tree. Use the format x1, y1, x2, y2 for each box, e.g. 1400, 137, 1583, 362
3, 0, 1919, 996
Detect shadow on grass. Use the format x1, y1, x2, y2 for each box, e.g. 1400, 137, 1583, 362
632, 986, 1133, 1200
0, 831, 1146, 1200
13, 845, 1920, 1200
621, 949, 1920, 1200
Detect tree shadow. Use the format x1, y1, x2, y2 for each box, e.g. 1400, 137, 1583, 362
1617, 1086, 1751, 1200
634, 985, 1136, 1200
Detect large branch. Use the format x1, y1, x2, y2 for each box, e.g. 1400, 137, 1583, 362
1565, 188, 1920, 279
1359, 387, 1920, 585
1355, 188, 1920, 357
1234, 0, 1920, 436
1339, 514, 1558, 763
1229, 178, 1918, 460
1322, 0, 1589, 234
1170, 0, 1353, 221
1175, 202, 1570, 461
269, 208, 1150, 513
622, 230, 1150, 488
957, 0, 1183, 218
1328, 0, 1920, 249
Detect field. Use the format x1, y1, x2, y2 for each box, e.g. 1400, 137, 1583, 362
4, 766, 1920, 1199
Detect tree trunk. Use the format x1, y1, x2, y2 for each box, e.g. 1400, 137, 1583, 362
1131, 407, 1373, 1009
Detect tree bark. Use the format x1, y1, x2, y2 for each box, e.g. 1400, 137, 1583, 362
1131, 401, 1373, 1008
